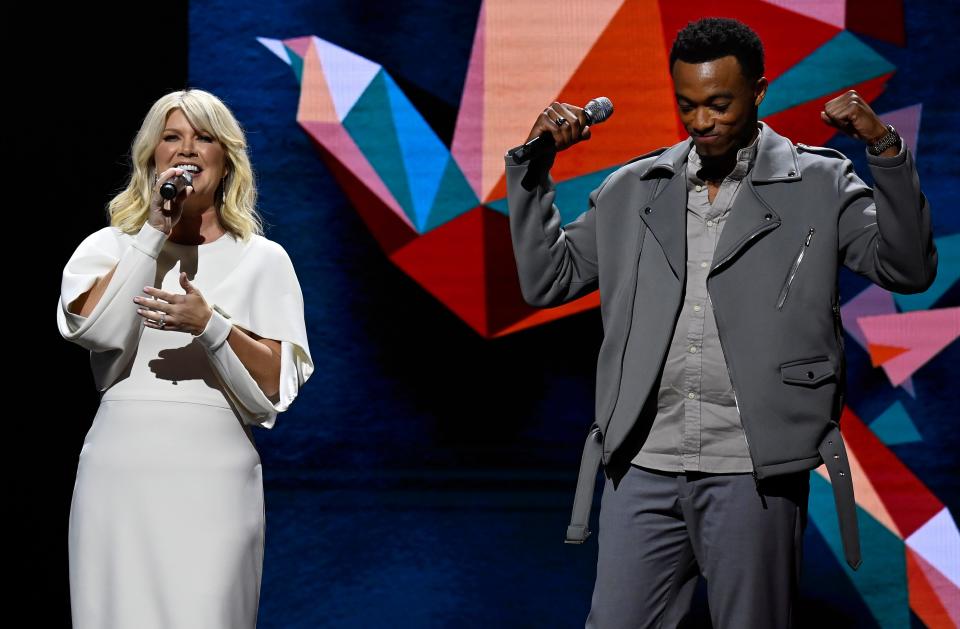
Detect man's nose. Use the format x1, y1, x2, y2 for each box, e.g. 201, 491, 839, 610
693, 109, 713, 133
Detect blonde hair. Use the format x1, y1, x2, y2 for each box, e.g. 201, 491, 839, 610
108, 89, 263, 240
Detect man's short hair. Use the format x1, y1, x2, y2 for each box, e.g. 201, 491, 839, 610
670, 18, 765, 82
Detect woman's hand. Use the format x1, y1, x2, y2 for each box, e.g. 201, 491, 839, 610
134, 272, 213, 335
148, 167, 194, 234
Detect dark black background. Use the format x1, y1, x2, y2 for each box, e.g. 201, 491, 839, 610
15, 4, 188, 625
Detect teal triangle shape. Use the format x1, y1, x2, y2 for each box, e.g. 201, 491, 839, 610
808, 473, 909, 628
343, 70, 415, 224
869, 401, 923, 445
894, 232, 960, 311
760, 32, 895, 118
486, 197, 509, 216
285, 45, 304, 83
383, 73, 451, 232
553, 167, 619, 225
423, 157, 479, 232
486, 167, 619, 226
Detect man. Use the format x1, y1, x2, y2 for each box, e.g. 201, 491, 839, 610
505, 18, 937, 629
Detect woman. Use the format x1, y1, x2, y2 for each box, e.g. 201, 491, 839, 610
57, 89, 313, 628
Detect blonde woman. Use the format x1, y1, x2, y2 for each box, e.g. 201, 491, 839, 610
57, 89, 313, 628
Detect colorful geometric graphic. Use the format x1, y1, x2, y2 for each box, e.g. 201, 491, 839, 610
858, 308, 959, 387
894, 233, 960, 312
880, 103, 923, 157
813, 407, 960, 627
249, 2, 957, 623
761, 0, 906, 45
841, 231, 960, 395
261, 0, 901, 338
869, 401, 923, 446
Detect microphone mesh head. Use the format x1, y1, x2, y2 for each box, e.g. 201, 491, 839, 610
584, 97, 614, 125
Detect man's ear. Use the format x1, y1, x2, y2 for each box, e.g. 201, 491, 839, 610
754, 77, 769, 109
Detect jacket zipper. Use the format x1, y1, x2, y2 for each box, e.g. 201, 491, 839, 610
707, 221, 780, 489
710, 288, 761, 490
777, 227, 815, 310
832, 299, 846, 418
710, 222, 780, 273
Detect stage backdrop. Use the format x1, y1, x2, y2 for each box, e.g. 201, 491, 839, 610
191, 1, 958, 627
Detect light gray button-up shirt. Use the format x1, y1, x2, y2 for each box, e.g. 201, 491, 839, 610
632, 125, 764, 473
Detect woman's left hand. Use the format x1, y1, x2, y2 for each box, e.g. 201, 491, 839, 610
135, 273, 214, 335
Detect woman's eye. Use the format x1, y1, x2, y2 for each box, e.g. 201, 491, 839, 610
199, 135, 214, 143
163, 135, 178, 141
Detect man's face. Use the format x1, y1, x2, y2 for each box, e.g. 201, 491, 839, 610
671, 56, 767, 158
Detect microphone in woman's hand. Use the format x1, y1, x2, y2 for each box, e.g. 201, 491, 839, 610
160, 172, 193, 200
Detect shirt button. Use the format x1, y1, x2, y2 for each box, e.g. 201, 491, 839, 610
706, 220, 714, 227
688, 392, 696, 399
689, 345, 698, 353
695, 185, 703, 192
700, 261, 709, 268
693, 304, 702, 312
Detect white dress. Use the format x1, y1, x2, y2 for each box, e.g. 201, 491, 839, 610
57, 221, 313, 629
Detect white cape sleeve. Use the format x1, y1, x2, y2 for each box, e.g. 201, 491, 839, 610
194, 238, 314, 428
57, 222, 168, 391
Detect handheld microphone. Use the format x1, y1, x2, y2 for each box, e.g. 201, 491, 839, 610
159, 171, 194, 200
508, 97, 614, 165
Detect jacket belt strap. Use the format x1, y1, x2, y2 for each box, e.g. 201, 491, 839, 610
817, 423, 862, 570
565, 426, 604, 544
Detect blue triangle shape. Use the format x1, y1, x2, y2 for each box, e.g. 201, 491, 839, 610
423, 157, 478, 232
869, 401, 923, 445
760, 32, 895, 118
343, 70, 416, 225
894, 232, 960, 311
383, 73, 450, 231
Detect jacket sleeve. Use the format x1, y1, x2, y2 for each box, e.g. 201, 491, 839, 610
505, 155, 607, 307
57, 222, 168, 391
836, 144, 938, 293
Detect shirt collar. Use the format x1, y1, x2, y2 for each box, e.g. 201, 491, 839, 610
687, 122, 763, 183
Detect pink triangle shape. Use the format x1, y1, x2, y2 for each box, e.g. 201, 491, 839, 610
880, 103, 922, 157
842, 284, 898, 351
859, 308, 960, 386
283, 36, 313, 59
301, 121, 412, 229
761, 0, 846, 29
451, 1, 485, 198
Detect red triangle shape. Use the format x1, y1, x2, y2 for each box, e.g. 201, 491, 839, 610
867, 342, 911, 367
839, 407, 944, 538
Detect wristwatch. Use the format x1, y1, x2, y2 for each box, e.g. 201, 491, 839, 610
868, 124, 901, 156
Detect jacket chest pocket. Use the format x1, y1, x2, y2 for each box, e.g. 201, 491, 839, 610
777, 227, 815, 309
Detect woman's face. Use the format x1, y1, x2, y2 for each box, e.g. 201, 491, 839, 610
153, 108, 228, 207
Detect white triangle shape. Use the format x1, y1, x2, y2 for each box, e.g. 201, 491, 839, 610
257, 37, 291, 66
312, 36, 382, 122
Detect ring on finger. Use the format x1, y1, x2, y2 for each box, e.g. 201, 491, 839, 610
159, 312, 167, 329
555, 116, 568, 127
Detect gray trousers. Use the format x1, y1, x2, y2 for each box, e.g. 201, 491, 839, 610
586, 466, 809, 629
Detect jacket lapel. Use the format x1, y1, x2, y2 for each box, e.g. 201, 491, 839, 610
711, 124, 801, 272
710, 181, 780, 272
636, 142, 690, 281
